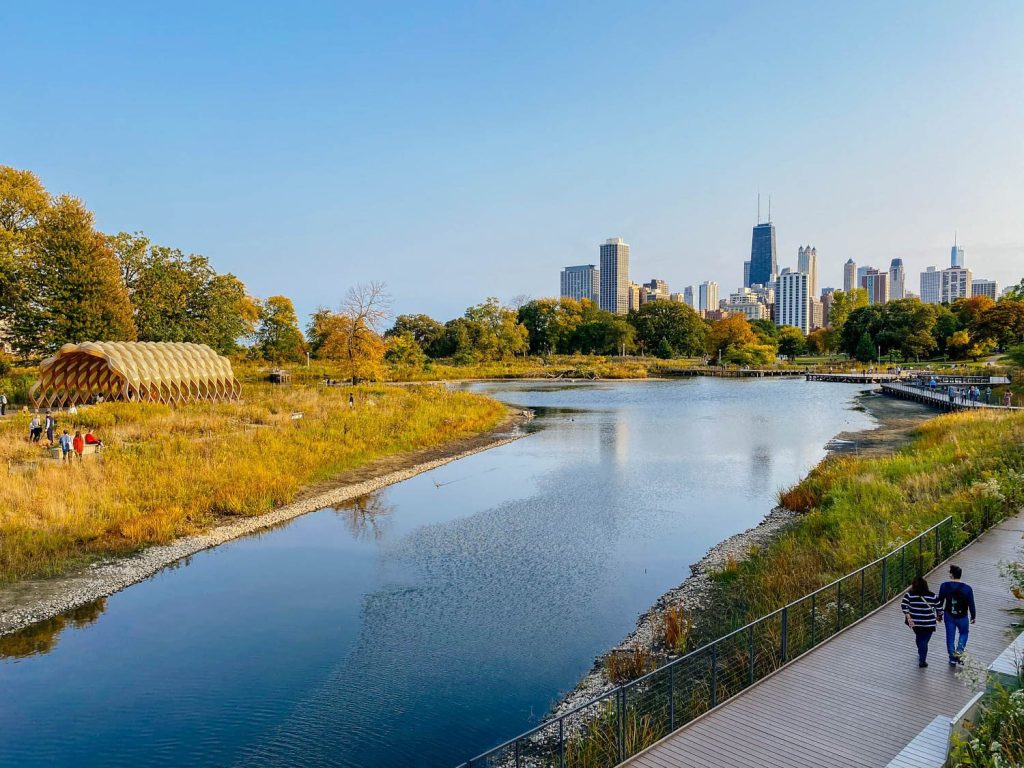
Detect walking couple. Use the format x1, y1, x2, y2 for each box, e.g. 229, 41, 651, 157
900, 564, 975, 668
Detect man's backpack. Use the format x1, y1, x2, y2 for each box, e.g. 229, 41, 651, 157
948, 584, 969, 618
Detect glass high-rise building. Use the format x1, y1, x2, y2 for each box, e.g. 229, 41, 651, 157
749, 222, 777, 287
889, 258, 905, 300
599, 237, 630, 315
560, 265, 600, 303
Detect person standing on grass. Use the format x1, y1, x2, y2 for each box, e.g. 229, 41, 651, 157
28, 414, 41, 442
937, 564, 976, 666
72, 430, 84, 461
0, 392, 7, 416
58, 430, 73, 462
45, 410, 55, 444
901, 576, 940, 668
1005, 391, 1014, 408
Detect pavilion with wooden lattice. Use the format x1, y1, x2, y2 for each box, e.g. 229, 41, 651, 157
31, 341, 242, 408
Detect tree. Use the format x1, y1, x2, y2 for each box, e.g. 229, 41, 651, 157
806, 328, 832, 355
385, 314, 444, 355
972, 300, 1024, 350
839, 304, 884, 358
828, 288, 869, 334
750, 319, 779, 346
517, 298, 587, 355
464, 298, 529, 359
308, 283, 391, 383
571, 308, 634, 355
111, 234, 258, 354
384, 332, 426, 375
254, 295, 305, 363
855, 332, 875, 363
0, 167, 50, 333
946, 330, 972, 359
1003, 279, 1024, 302
628, 301, 706, 357
706, 314, 758, 359
932, 306, 960, 355
776, 326, 807, 360
12, 195, 136, 354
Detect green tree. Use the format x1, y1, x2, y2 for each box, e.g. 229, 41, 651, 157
384, 331, 426, 374
828, 288, 869, 335
1003, 279, 1024, 302
254, 295, 306, 363
972, 300, 1024, 350
776, 326, 807, 360
517, 298, 587, 354
570, 307, 635, 355
12, 195, 136, 354
0, 167, 50, 333
855, 332, 875, 363
627, 301, 706, 357
385, 314, 444, 355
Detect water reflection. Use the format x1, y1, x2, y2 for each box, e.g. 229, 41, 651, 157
0, 598, 107, 659
335, 493, 395, 541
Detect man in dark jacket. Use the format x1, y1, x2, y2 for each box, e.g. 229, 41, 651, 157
937, 564, 976, 666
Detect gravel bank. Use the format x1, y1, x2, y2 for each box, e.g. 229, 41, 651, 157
0, 411, 532, 637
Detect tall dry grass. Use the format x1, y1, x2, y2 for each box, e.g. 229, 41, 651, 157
0, 382, 506, 584
718, 410, 1024, 627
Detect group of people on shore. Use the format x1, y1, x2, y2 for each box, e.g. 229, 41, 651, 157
922, 377, 1014, 407
26, 410, 103, 461
901, 564, 976, 668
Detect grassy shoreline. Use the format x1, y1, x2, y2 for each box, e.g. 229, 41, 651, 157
0, 382, 506, 586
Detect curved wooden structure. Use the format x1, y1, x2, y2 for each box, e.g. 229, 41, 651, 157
31, 341, 241, 408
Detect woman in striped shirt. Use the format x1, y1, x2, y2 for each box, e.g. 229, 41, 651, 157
901, 576, 940, 668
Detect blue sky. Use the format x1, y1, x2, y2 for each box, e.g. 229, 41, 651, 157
5, 1, 1023, 323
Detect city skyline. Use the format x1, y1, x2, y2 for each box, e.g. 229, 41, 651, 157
5, 3, 1023, 323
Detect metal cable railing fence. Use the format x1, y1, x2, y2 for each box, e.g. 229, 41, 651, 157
458, 516, 957, 768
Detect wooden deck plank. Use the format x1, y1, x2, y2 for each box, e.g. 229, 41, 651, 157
622, 514, 1024, 768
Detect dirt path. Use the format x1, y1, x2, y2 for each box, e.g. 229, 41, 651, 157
0, 409, 532, 637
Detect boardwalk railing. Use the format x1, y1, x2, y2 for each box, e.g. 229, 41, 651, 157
881, 382, 1020, 412
459, 517, 957, 768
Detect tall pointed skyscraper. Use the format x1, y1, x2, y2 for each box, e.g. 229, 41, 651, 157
889, 258, 905, 300
749, 218, 777, 287
843, 259, 857, 293
798, 245, 818, 297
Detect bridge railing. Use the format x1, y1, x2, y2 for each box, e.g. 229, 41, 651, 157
459, 516, 957, 768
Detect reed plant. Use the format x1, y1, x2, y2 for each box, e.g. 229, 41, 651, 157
0, 382, 506, 584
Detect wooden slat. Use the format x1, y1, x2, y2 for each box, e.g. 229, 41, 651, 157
623, 515, 1024, 768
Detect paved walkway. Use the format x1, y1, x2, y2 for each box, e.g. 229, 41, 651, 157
625, 513, 1024, 768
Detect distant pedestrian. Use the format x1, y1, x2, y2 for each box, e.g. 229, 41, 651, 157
984, 386, 992, 405
72, 430, 84, 461
937, 564, 976, 666
1005, 391, 1013, 408
349, 393, 354, 408
58, 430, 73, 462
45, 410, 55, 444
0, 392, 6, 416
901, 576, 940, 668
28, 415, 41, 442
948, 385, 956, 404
929, 377, 937, 392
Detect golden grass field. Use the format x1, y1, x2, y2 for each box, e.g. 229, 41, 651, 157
0, 380, 506, 585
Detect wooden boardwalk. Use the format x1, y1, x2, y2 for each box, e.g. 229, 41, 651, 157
625, 514, 1024, 768
881, 382, 1020, 413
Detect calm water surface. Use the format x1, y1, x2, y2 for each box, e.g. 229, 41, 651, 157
0, 379, 875, 767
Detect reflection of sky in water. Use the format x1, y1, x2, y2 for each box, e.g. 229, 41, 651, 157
0, 379, 874, 768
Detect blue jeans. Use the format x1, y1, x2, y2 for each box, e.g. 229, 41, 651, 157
914, 628, 934, 663
944, 614, 970, 658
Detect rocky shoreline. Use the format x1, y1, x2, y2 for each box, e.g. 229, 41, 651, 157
0, 410, 533, 637
550, 388, 935, 719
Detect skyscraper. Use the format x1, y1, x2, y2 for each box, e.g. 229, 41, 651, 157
743, 260, 751, 288
920, 266, 941, 304
776, 269, 810, 333
951, 241, 964, 268
643, 279, 670, 302
698, 281, 719, 312
972, 279, 999, 300
749, 221, 777, 287
940, 267, 972, 303
560, 264, 600, 303
843, 259, 857, 293
797, 245, 819, 297
599, 237, 629, 315
889, 258, 905, 300
860, 268, 889, 305
683, 285, 695, 308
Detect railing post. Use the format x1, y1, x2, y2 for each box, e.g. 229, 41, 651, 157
836, 581, 842, 632
860, 568, 865, 616
934, 526, 940, 567
901, 546, 906, 586
881, 557, 888, 601
748, 624, 755, 684
668, 665, 675, 731
918, 536, 923, 575
618, 688, 625, 762
559, 716, 565, 768
781, 607, 788, 663
711, 645, 718, 707
811, 593, 816, 646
